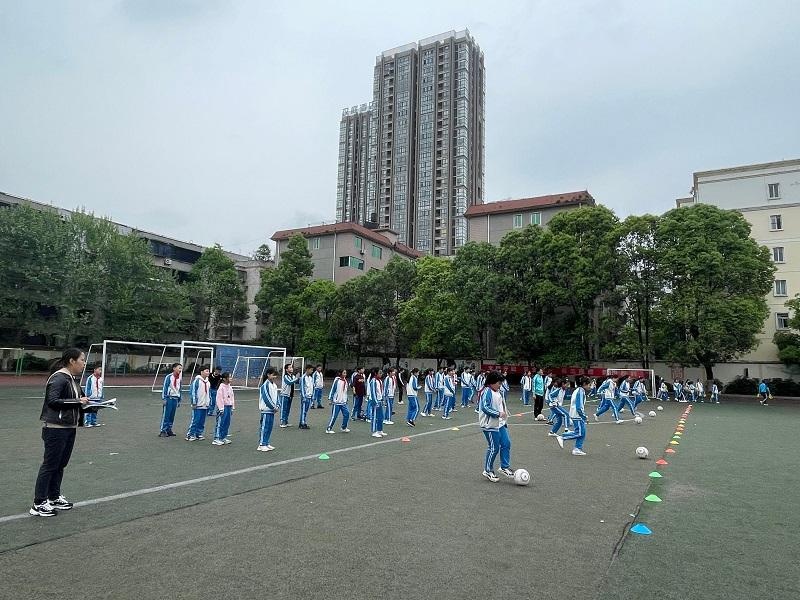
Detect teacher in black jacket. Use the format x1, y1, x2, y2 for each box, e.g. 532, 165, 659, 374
30, 348, 90, 517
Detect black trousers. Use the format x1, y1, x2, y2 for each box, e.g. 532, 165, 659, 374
34, 427, 76, 503
534, 394, 544, 417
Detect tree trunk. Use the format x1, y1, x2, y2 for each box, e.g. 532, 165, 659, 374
703, 362, 714, 382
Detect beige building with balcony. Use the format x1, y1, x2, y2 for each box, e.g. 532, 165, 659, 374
271, 222, 421, 284
465, 191, 596, 245
679, 158, 800, 364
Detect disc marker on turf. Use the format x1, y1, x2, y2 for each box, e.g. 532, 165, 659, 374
656, 459, 668, 465
630, 524, 652, 535
318, 453, 330, 460
644, 494, 662, 503
648, 471, 663, 478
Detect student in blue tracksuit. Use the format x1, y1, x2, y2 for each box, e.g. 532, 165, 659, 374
478, 371, 515, 482
384, 367, 398, 425
299, 365, 314, 429
326, 370, 351, 433
594, 376, 621, 423
84, 364, 103, 427
520, 369, 532, 406
365, 368, 377, 422
279, 364, 298, 427
159, 363, 182, 437
555, 376, 590, 456
207, 366, 222, 417
434, 367, 445, 410
186, 366, 211, 441
500, 371, 510, 403
617, 376, 638, 417
421, 368, 435, 416
369, 370, 386, 438
406, 368, 421, 426
460, 368, 474, 407
633, 378, 647, 410
257, 368, 279, 451
547, 378, 571, 437
658, 380, 670, 402
674, 380, 685, 402
313, 365, 325, 408
442, 367, 456, 419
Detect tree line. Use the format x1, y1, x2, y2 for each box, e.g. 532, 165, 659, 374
257, 204, 776, 381
0, 204, 248, 347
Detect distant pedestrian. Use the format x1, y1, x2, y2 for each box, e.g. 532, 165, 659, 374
758, 379, 771, 405
212, 372, 235, 445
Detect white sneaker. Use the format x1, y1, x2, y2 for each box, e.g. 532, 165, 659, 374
419, 412, 428, 417
212, 439, 224, 446
482, 470, 499, 483
593, 414, 599, 422
257, 445, 269, 451
615, 420, 623, 424
384, 420, 394, 425
341, 428, 350, 433
325, 429, 335, 434
556, 436, 564, 449
442, 416, 452, 420
380, 432, 388, 437
572, 449, 587, 456
266, 445, 275, 451
547, 432, 557, 437
223, 438, 232, 444
371, 432, 382, 438
563, 429, 572, 434
29, 501, 57, 517
279, 424, 288, 428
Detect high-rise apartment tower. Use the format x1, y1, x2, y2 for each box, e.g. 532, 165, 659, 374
336, 29, 485, 256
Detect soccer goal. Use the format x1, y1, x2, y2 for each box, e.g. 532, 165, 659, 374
0, 347, 24, 376
82, 340, 189, 390
179, 341, 287, 390
605, 368, 657, 398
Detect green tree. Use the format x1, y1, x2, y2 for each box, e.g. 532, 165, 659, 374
330, 276, 372, 364
615, 214, 661, 368
298, 279, 342, 368
253, 243, 272, 262
255, 234, 314, 354
653, 204, 775, 380
363, 257, 417, 365
452, 242, 500, 360
189, 245, 249, 340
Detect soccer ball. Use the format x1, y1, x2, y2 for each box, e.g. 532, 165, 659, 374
657, 406, 664, 411
648, 411, 657, 417
636, 446, 649, 459
535, 414, 546, 422
634, 416, 643, 424
513, 468, 531, 486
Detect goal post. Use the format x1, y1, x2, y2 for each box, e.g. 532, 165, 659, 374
179, 341, 287, 390
605, 368, 657, 398
88, 340, 184, 389
0, 347, 24, 376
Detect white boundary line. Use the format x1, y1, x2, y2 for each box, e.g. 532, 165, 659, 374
2, 412, 536, 525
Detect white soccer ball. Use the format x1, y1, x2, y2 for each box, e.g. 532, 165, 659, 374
535, 414, 546, 422
648, 411, 657, 417
657, 406, 664, 411
634, 416, 643, 424
513, 468, 531, 486
636, 446, 649, 459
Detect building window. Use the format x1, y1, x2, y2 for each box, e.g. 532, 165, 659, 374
773, 247, 785, 263
354, 236, 363, 250
775, 280, 788, 297
371, 245, 383, 259
339, 256, 365, 270
530, 212, 542, 226
309, 237, 320, 250
513, 214, 523, 228
770, 215, 783, 231
768, 183, 781, 199
776, 312, 790, 330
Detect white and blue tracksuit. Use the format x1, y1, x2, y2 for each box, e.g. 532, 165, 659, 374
520, 374, 532, 406
711, 383, 720, 403
434, 371, 444, 410
160, 372, 182, 434
406, 375, 420, 422
674, 382, 685, 402
313, 370, 324, 407
369, 377, 384, 434
442, 375, 456, 418
186, 376, 211, 438
595, 379, 620, 421
258, 379, 279, 447
423, 374, 435, 415
562, 387, 587, 450
384, 375, 397, 422
617, 380, 637, 416
479, 387, 511, 473
327, 377, 350, 431
633, 380, 647, 409
548, 387, 571, 434
84, 374, 103, 426
658, 383, 670, 402
500, 378, 509, 404
300, 373, 314, 426
460, 372, 474, 407
279, 372, 298, 425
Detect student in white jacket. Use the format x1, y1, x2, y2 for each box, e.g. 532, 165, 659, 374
478, 371, 515, 483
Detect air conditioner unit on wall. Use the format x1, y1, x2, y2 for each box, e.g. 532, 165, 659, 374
359, 249, 365, 255
164, 258, 173, 265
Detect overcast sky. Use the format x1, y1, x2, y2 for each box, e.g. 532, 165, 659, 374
1, 1, 798, 256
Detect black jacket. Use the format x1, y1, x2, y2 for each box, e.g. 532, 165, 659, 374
39, 371, 85, 427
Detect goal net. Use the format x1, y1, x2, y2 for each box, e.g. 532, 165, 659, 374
605, 368, 656, 399
180, 341, 287, 390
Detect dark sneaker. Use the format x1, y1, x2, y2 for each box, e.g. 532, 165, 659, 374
500, 467, 515, 478
167, 430, 176, 437
158, 431, 169, 438
29, 501, 57, 517
50, 495, 73, 510
482, 470, 499, 483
